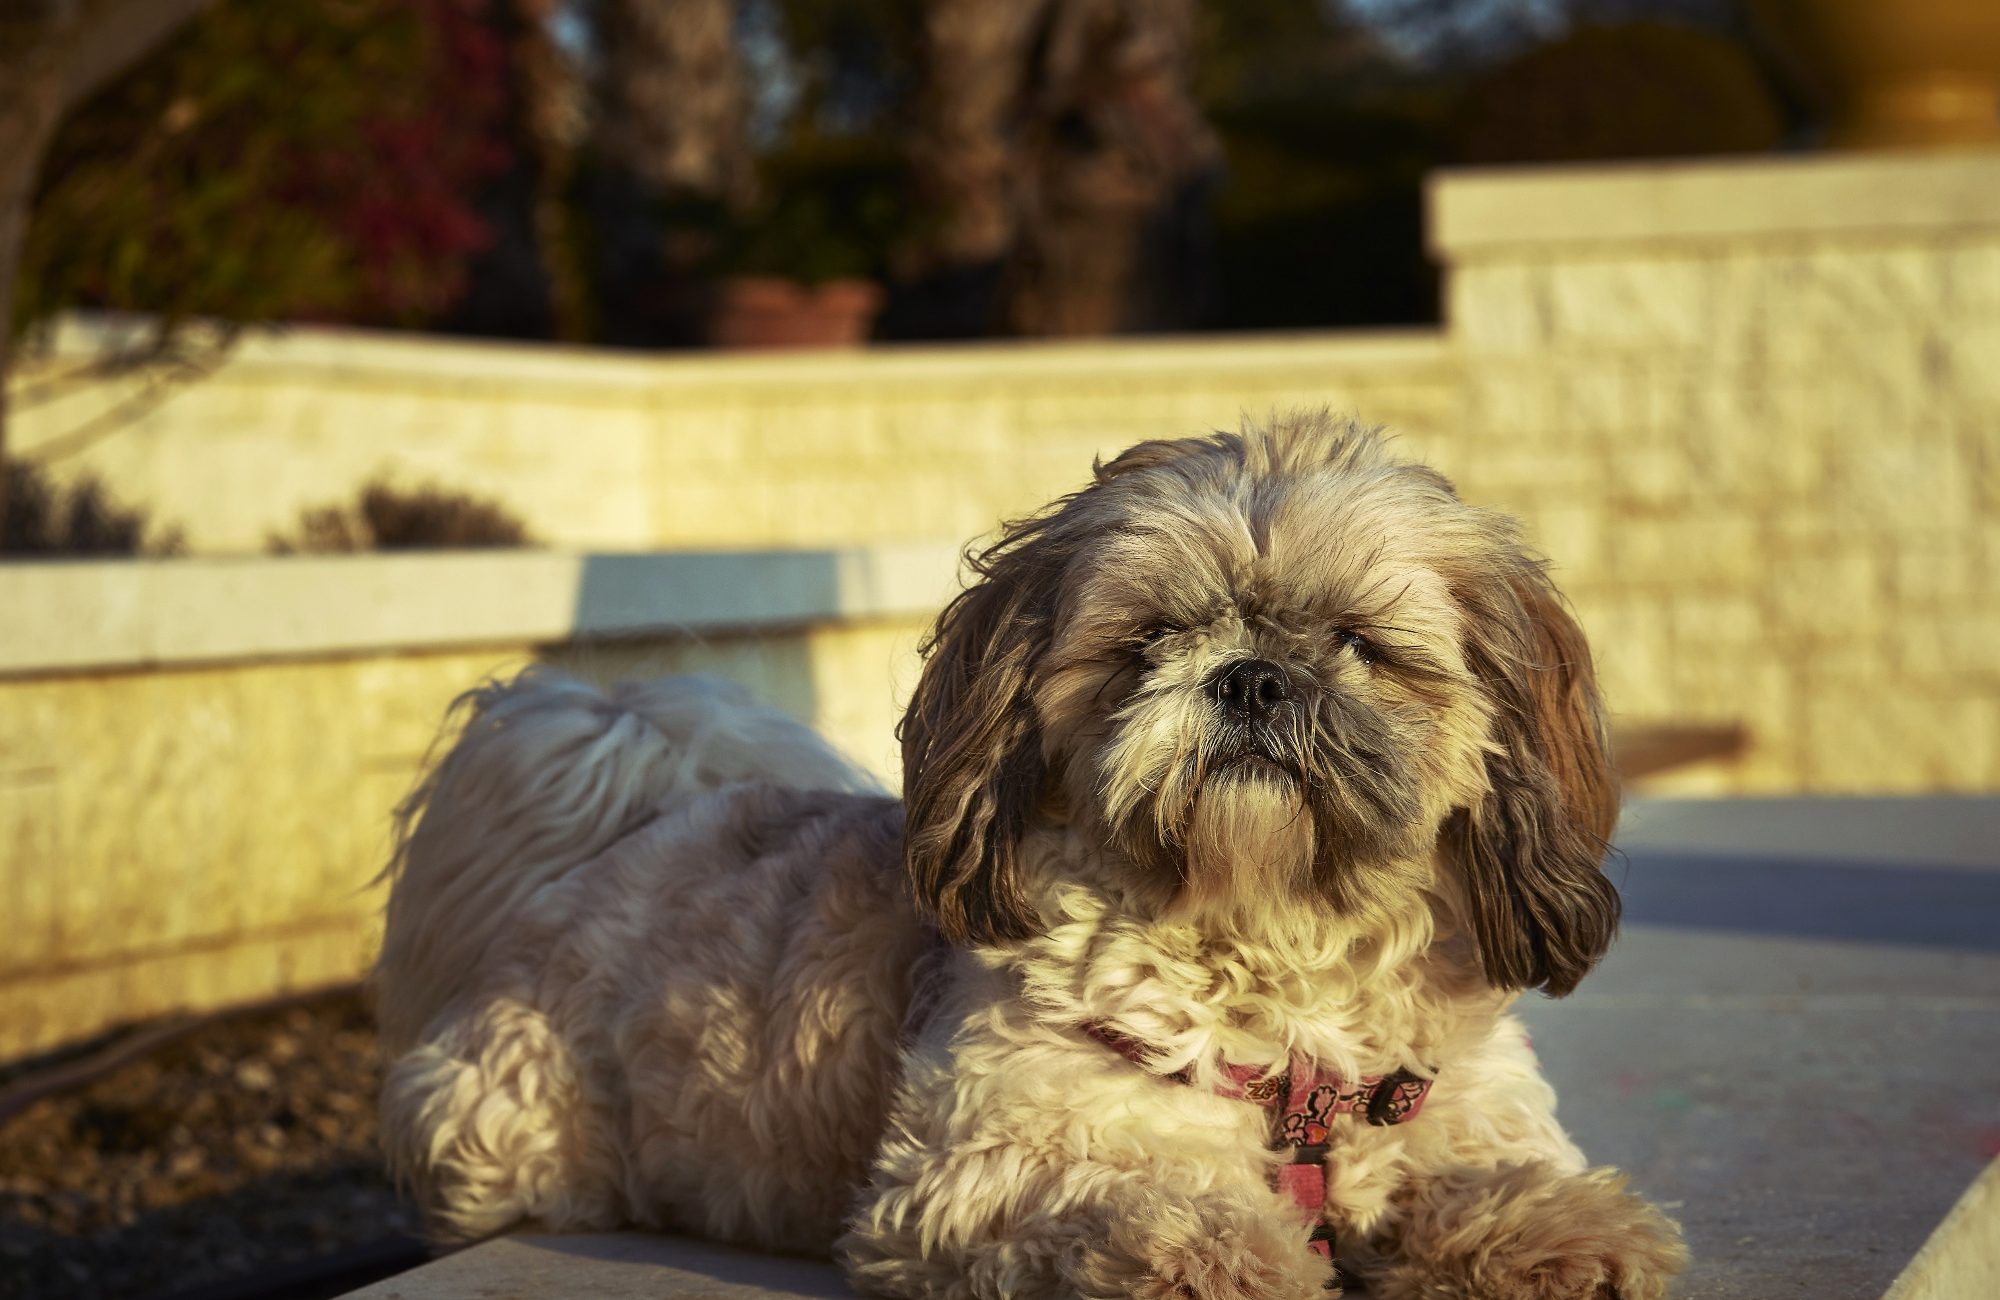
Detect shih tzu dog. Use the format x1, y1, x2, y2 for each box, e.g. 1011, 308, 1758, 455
374, 413, 1685, 1299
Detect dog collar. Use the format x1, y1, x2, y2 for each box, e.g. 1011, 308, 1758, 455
1079, 1021, 1433, 1273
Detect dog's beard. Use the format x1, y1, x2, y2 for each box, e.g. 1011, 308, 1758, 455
1176, 764, 1317, 916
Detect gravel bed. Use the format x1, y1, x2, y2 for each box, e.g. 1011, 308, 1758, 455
0, 990, 420, 1300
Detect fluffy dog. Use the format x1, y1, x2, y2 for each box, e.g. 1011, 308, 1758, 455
375, 413, 1686, 1299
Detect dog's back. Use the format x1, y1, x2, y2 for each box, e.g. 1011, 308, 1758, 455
373, 670, 929, 1245
373, 669, 880, 1055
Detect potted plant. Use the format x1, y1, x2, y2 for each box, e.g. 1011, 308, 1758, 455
703, 137, 904, 349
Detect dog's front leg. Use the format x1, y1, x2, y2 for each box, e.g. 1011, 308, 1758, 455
839, 1038, 1338, 1300
1339, 1018, 1685, 1300
1363, 1160, 1685, 1300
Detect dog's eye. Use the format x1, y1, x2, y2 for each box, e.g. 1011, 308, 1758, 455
1336, 629, 1377, 664
1131, 624, 1181, 655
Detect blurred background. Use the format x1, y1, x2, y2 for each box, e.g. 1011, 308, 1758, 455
2, 1, 1997, 1298
3, 0, 1813, 358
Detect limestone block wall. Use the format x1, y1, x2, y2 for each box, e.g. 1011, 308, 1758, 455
1429, 151, 2000, 793
0, 551, 947, 1060
11, 325, 1453, 554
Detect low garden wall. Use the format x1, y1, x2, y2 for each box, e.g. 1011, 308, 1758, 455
0, 546, 957, 1060
8, 323, 1456, 554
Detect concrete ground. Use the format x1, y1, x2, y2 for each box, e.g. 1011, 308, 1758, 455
1521, 797, 2000, 1299
344, 797, 2000, 1300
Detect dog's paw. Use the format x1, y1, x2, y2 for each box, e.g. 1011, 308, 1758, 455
1131, 1220, 1339, 1300
1373, 1162, 1686, 1300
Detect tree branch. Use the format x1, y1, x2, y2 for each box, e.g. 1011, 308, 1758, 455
0, 0, 213, 540
62, 0, 214, 113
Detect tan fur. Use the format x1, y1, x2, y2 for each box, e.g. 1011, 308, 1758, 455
375, 413, 1685, 1298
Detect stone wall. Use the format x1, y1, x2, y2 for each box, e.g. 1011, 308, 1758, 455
1431, 151, 2000, 794
0, 550, 946, 1060
10, 325, 1453, 554
0, 627, 936, 1061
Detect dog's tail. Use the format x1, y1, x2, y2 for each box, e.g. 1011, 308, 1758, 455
371, 667, 878, 1052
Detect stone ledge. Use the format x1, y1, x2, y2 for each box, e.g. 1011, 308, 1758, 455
342, 1233, 851, 1300
0, 544, 962, 677
1883, 1156, 2000, 1300
1429, 149, 2000, 255
24, 314, 1449, 398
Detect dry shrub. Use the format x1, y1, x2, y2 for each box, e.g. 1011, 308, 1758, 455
269, 478, 535, 553
1, 460, 184, 557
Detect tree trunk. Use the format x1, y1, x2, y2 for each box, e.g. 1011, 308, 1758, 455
907, 0, 1219, 339
910, 0, 1047, 269
892, 0, 1046, 336
0, 4, 78, 541
595, 0, 752, 205
1009, 0, 1219, 335
589, 0, 750, 344
514, 0, 589, 341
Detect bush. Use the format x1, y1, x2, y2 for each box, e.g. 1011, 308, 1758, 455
15, 0, 511, 341
1, 460, 184, 557
1205, 90, 1449, 329
268, 478, 535, 552
718, 136, 911, 286
1454, 22, 1783, 165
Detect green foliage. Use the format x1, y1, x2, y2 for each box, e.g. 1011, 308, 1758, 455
16, 0, 506, 343
769, 0, 922, 134
1455, 21, 1783, 163
718, 135, 910, 284
1196, 0, 1394, 108
268, 478, 535, 552
1194, 4, 1782, 328
1205, 88, 1449, 328
1, 460, 184, 557
684, 0, 917, 287
1197, 0, 1449, 328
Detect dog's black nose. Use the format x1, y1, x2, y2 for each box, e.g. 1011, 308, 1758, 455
1212, 658, 1292, 722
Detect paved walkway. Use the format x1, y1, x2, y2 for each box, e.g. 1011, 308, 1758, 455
1522, 797, 2000, 1298
346, 798, 2000, 1299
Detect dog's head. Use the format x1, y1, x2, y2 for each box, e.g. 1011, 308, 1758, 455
899, 414, 1618, 996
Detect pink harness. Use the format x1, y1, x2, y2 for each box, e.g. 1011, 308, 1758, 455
1081, 1022, 1433, 1271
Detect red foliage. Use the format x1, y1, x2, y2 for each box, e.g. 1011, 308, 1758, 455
20, 0, 519, 333
291, 0, 513, 322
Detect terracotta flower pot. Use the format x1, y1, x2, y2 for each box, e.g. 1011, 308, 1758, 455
704, 276, 884, 349
1750, 0, 2000, 148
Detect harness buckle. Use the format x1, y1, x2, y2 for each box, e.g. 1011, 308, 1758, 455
1364, 1068, 1429, 1126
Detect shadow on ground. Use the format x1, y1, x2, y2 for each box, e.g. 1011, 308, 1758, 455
0, 992, 419, 1300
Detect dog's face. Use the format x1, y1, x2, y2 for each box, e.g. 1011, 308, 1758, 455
901, 415, 1619, 996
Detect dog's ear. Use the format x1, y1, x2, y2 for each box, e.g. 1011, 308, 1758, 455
898, 519, 1067, 947
1446, 562, 1620, 997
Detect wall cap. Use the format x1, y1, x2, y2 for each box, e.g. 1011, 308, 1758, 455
18, 315, 1449, 399
1429, 149, 2000, 257
2, 544, 964, 676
